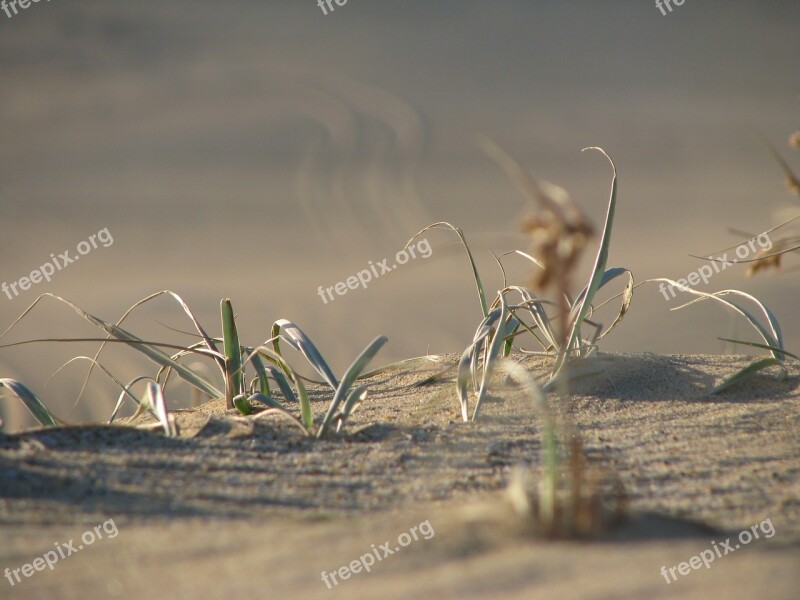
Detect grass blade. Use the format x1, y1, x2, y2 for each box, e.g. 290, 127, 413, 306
556, 148, 618, 375
146, 382, 175, 437
271, 319, 338, 390
317, 336, 387, 438
0, 379, 59, 427
406, 222, 488, 317
473, 296, 514, 420
336, 384, 368, 432
221, 299, 243, 409
709, 357, 788, 394
718, 338, 800, 361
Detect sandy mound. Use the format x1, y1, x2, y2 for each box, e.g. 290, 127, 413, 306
1, 353, 798, 599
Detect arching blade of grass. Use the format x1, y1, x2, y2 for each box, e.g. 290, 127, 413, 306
654, 281, 785, 359
455, 345, 473, 422
233, 395, 253, 416
556, 148, 618, 376
718, 338, 800, 361
243, 345, 312, 428
317, 336, 387, 439
472, 295, 513, 421
109, 376, 154, 423
336, 384, 368, 433
271, 319, 338, 390
145, 382, 175, 437
709, 357, 788, 394
0, 379, 59, 427
72, 290, 225, 413
249, 353, 272, 396
0, 293, 223, 399
46, 356, 144, 423
221, 299, 243, 409
406, 222, 488, 318
456, 307, 503, 421
247, 392, 288, 411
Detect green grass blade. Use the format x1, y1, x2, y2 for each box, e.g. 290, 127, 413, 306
247, 392, 287, 411
0, 379, 59, 427
456, 345, 474, 422
472, 296, 512, 421
653, 281, 784, 360
406, 222, 488, 317
271, 319, 339, 390
146, 382, 175, 437
1, 294, 223, 399
233, 394, 252, 416
709, 357, 788, 394
221, 299, 243, 409
296, 374, 313, 431
336, 384, 368, 432
249, 354, 272, 396
109, 376, 152, 423
317, 336, 387, 438
556, 148, 618, 375
718, 338, 800, 361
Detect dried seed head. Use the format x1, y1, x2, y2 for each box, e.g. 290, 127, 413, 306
789, 131, 800, 149
785, 176, 800, 197
746, 239, 788, 276
522, 198, 594, 291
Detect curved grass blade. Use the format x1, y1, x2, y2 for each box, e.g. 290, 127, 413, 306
555, 148, 618, 375
718, 338, 800, 361
46, 356, 143, 423
709, 357, 788, 395
473, 296, 512, 421
271, 319, 338, 390
336, 384, 368, 433
249, 353, 272, 397
0, 294, 223, 399
74, 290, 224, 414
247, 392, 287, 411
0, 379, 59, 427
146, 382, 175, 437
317, 336, 387, 438
243, 345, 311, 427
592, 269, 634, 344
652, 281, 784, 360
233, 395, 252, 416
406, 222, 488, 317
109, 376, 153, 423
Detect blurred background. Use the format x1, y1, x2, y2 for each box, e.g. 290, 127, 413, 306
1, 1, 798, 430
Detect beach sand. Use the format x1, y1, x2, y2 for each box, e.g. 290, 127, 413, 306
1, 353, 797, 599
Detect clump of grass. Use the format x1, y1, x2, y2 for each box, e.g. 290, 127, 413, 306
407, 145, 629, 419
0, 292, 386, 438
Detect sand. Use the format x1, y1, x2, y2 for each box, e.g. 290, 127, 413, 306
0, 353, 798, 599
